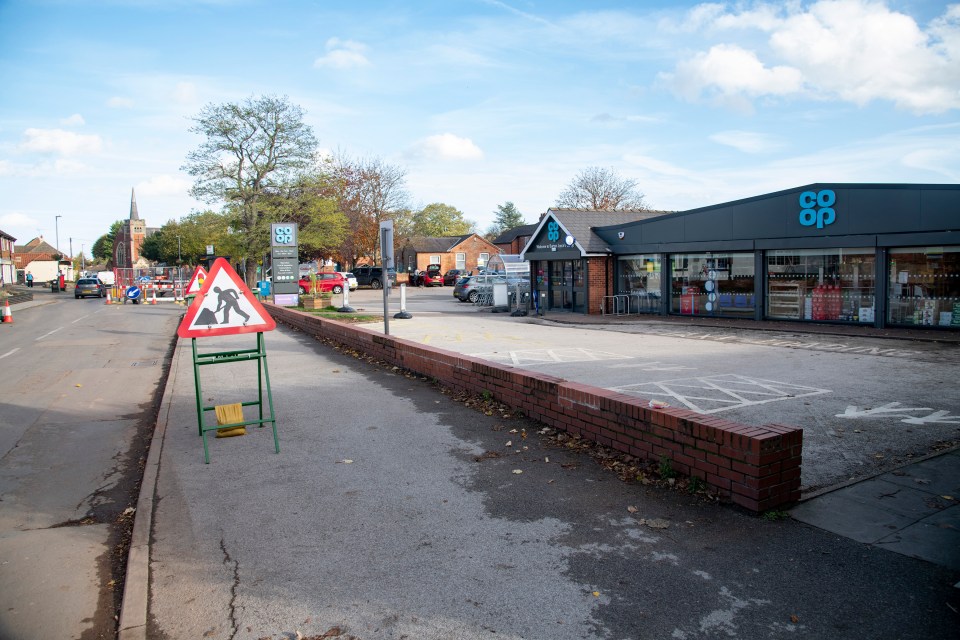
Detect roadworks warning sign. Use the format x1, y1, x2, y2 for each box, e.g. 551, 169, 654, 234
177, 258, 276, 338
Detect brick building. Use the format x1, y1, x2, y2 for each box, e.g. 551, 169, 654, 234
113, 188, 154, 269
398, 234, 501, 275
492, 223, 537, 254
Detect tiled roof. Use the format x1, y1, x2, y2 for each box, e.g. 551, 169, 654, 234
404, 235, 474, 252
549, 209, 668, 253
15, 238, 59, 254
492, 223, 537, 244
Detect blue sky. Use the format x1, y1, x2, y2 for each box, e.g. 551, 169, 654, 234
0, 0, 957, 256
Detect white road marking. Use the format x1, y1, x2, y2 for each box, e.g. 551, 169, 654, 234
35, 327, 63, 341
470, 347, 632, 367
838, 403, 960, 425
0, 348, 20, 359
612, 374, 830, 414
71, 314, 90, 324
609, 361, 695, 372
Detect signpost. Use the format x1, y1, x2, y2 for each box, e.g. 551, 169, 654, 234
380, 219, 394, 335
178, 258, 279, 463
270, 223, 299, 304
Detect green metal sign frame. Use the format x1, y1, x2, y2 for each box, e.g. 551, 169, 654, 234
191, 332, 279, 463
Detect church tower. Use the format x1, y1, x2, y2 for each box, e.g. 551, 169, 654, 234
113, 188, 147, 269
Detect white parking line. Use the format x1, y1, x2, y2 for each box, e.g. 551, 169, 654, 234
35, 327, 63, 341
0, 348, 19, 359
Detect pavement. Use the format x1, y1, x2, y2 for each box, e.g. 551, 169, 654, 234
115, 306, 959, 640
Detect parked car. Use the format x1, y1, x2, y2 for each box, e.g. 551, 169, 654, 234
298, 272, 347, 295
442, 269, 464, 286
412, 268, 443, 287
353, 265, 396, 289
74, 277, 105, 299
338, 272, 358, 291
453, 275, 491, 302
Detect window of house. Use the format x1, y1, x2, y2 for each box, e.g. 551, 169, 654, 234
478, 253, 489, 268
456, 253, 466, 270
429, 255, 441, 265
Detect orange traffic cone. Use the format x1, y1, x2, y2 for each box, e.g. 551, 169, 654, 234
105, 289, 112, 304
149, 288, 157, 304
1, 299, 12, 324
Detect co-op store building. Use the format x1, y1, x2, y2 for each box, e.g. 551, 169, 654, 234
519, 183, 959, 330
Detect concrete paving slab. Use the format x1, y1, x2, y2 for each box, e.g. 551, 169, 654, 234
834, 477, 949, 519
875, 509, 960, 571
790, 491, 917, 544
882, 451, 960, 497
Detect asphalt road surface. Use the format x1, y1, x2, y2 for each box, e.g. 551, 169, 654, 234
0, 293, 179, 639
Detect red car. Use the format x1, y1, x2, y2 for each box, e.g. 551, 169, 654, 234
412, 269, 443, 287
298, 272, 346, 294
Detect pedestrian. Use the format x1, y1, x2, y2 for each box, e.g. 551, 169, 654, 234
26, 271, 33, 288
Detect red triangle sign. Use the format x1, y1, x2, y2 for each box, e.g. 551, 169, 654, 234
184, 265, 208, 295
178, 258, 276, 338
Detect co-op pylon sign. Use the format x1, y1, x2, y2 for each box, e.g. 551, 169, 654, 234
177, 258, 279, 463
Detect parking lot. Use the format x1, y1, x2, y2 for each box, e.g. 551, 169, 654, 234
342, 285, 960, 493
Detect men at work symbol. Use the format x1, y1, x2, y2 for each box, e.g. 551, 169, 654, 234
194, 286, 251, 326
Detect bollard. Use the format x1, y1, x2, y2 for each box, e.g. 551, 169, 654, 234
337, 285, 355, 313
393, 283, 412, 319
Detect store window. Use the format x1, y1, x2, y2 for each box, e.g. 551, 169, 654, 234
617, 255, 662, 313
766, 248, 875, 323
888, 246, 960, 328
671, 252, 755, 318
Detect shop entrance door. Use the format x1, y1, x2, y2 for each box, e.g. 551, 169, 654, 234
548, 260, 586, 312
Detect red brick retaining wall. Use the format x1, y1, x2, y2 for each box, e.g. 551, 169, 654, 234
267, 304, 803, 512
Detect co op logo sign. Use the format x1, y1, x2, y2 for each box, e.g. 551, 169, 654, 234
799, 189, 836, 229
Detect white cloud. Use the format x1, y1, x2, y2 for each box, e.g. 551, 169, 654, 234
416, 133, 484, 160
60, 114, 85, 126
709, 130, 784, 153
18, 128, 103, 156
662, 43, 803, 109
172, 82, 197, 104
663, 0, 960, 114
136, 174, 192, 197
0, 211, 38, 228
107, 96, 134, 109
314, 38, 370, 69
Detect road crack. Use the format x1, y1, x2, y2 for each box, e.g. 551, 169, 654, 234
220, 537, 240, 640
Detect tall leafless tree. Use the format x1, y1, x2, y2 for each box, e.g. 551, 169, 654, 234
555, 166, 649, 211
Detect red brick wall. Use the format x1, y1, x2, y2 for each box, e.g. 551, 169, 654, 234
267, 304, 803, 513
586, 256, 613, 314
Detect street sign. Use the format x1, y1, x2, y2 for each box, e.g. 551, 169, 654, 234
185, 265, 208, 295
178, 258, 276, 338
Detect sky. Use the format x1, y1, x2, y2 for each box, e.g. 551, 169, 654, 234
0, 0, 958, 257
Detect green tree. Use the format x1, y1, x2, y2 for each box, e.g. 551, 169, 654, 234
555, 166, 648, 211
257, 174, 350, 262
182, 95, 319, 285
140, 211, 244, 266
92, 220, 123, 263
487, 201, 526, 237
411, 202, 475, 237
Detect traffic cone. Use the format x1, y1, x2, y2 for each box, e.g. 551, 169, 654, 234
149, 288, 157, 304
105, 289, 112, 305
1, 299, 12, 324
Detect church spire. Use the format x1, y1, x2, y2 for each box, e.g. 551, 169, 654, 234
130, 187, 140, 221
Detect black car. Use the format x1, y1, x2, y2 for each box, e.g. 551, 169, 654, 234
75, 278, 105, 298
352, 265, 396, 289
442, 269, 464, 286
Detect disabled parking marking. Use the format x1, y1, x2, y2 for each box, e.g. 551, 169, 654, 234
611, 374, 831, 414
469, 347, 633, 367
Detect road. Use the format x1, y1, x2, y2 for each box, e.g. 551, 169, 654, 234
0, 292, 180, 639
345, 286, 960, 492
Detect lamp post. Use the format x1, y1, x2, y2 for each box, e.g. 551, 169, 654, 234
54, 215, 62, 255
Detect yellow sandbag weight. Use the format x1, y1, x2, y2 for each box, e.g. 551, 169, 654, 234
215, 403, 247, 437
